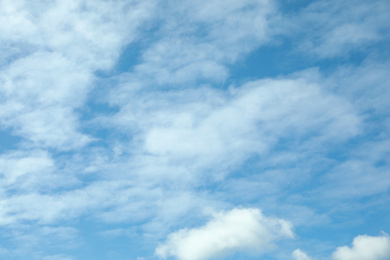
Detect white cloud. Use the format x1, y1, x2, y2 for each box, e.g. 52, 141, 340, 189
303, 60, 390, 203
0, 51, 92, 149
0, 1, 388, 259
114, 0, 274, 86
280, 0, 390, 58
0, 225, 81, 259
325, 60, 390, 117
332, 233, 390, 260
108, 76, 360, 178
292, 249, 311, 260
155, 208, 294, 260
319, 160, 390, 199
0, 0, 154, 68
0, 150, 56, 190
0, 0, 156, 150
0, 178, 163, 225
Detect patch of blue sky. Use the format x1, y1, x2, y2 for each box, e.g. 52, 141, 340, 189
0, 129, 22, 152
95, 42, 144, 78
277, 0, 314, 13
229, 39, 389, 85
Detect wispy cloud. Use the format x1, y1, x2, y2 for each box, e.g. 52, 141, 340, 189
0, 0, 155, 150
278, 0, 390, 58
108, 75, 360, 179
110, 0, 274, 87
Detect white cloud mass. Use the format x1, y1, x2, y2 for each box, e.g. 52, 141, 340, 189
292, 249, 311, 260
332, 233, 390, 260
155, 208, 294, 260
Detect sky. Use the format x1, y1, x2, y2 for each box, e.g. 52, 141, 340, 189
0, 0, 390, 259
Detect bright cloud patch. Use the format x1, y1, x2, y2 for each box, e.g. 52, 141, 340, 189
292, 249, 311, 260
332, 233, 390, 260
155, 208, 294, 260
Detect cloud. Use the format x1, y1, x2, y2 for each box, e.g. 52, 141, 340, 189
108, 75, 360, 179
332, 233, 390, 260
0, 225, 81, 260
325, 60, 390, 117
155, 208, 294, 260
0, 150, 62, 191
318, 160, 390, 199
309, 60, 390, 201
0, 0, 156, 150
113, 0, 274, 87
279, 0, 390, 58
0, 51, 92, 149
0, 0, 154, 68
0, 0, 389, 259
292, 249, 311, 260
0, 179, 160, 225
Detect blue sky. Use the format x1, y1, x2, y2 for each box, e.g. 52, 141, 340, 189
0, 0, 390, 259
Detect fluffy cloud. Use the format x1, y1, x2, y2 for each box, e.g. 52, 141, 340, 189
155, 208, 294, 260
332, 233, 390, 260
292, 249, 311, 260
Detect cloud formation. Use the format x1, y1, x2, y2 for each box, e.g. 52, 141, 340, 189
155, 208, 294, 260
292, 249, 311, 260
129, 0, 274, 85
280, 0, 390, 58
0, 0, 155, 150
0, 0, 389, 259
332, 233, 390, 260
